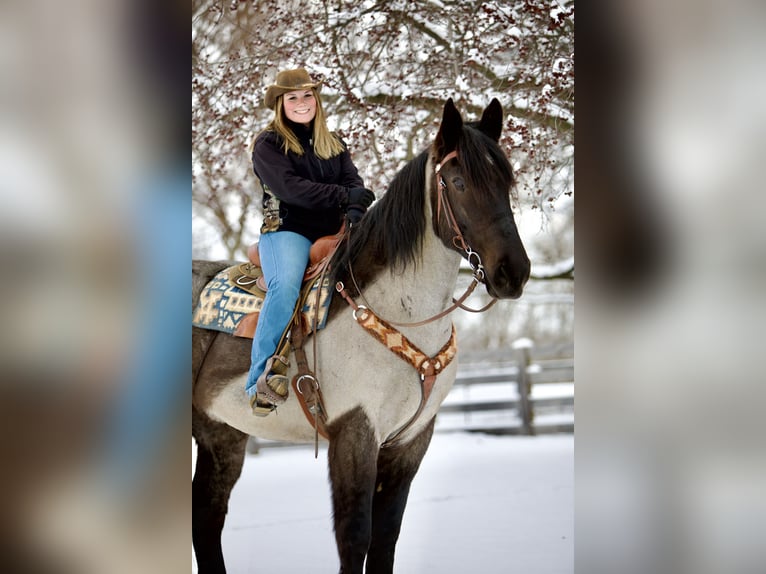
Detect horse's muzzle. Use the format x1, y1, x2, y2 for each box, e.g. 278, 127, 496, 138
485, 253, 530, 300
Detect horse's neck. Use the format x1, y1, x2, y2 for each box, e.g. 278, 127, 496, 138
364, 199, 461, 329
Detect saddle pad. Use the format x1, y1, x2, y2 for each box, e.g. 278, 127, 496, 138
192, 265, 333, 338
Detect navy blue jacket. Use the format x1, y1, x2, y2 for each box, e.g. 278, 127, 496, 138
251, 120, 364, 242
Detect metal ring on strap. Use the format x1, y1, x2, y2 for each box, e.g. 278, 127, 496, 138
465, 249, 486, 281
296, 374, 318, 395
465, 248, 482, 271
353, 305, 368, 322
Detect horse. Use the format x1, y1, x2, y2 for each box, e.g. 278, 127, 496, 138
192, 98, 530, 574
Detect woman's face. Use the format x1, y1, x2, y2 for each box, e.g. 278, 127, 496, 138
282, 89, 316, 125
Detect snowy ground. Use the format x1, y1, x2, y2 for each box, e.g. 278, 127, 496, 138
193, 432, 573, 573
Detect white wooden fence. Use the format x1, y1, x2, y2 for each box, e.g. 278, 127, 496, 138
435, 340, 574, 436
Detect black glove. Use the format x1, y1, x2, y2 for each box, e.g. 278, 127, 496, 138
346, 206, 366, 225
346, 187, 375, 209
345, 188, 375, 226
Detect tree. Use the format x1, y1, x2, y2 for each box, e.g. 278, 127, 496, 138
192, 0, 574, 259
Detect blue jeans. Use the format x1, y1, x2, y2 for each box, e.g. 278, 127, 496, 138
245, 231, 311, 397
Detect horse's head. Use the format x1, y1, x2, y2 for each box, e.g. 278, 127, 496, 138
430, 98, 530, 300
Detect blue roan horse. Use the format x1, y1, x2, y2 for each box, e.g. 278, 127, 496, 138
192, 99, 530, 573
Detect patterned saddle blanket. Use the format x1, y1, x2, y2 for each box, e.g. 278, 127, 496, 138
192, 263, 333, 339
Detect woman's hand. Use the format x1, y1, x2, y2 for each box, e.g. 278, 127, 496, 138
346, 187, 375, 209
345, 188, 375, 225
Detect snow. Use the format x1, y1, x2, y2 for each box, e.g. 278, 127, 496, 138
193, 432, 573, 573
531, 256, 575, 278
512, 337, 535, 350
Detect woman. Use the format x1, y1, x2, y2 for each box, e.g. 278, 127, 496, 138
246, 68, 375, 415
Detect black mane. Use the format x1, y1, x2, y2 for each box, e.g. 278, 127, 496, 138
333, 150, 429, 288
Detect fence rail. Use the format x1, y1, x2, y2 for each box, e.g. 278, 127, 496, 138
247, 340, 573, 453
435, 340, 574, 436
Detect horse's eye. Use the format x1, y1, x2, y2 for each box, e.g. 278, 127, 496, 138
451, 177, 465, 192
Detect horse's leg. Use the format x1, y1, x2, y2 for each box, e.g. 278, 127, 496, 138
366, 418, 436, 574
192, 405, 249, 574
327, 407, 380, 574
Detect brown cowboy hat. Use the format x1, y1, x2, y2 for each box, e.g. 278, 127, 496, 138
263, 68, 322, 109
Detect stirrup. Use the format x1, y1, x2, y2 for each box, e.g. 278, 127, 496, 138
250, 374, 289, 417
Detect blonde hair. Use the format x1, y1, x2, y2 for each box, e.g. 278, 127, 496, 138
250, 88, 345, 159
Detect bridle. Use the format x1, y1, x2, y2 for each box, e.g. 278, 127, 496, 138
434, 150, 488, 282
337, 149, 497, 329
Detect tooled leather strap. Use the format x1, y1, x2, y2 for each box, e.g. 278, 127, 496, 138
346, 303, 458, 447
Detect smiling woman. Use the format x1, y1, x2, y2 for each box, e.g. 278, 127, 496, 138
244, 68, 375, 415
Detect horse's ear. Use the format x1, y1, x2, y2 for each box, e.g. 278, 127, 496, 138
435, 98, 463, 157
478, 98, 503, 142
